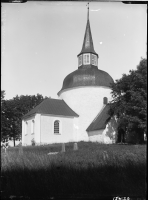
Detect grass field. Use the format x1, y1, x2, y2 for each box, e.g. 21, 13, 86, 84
1, 142, 146, 199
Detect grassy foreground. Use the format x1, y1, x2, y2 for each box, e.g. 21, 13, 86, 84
1, 142, 146, 199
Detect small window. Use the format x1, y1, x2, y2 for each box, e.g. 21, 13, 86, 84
87, 54, 89, 63
91, 54, 97, 66
31, 120, 35, 134
78, 55, 82, 66
54, 120, 60, 134
103, 97, 108, 105
91, 54, 95, 65
94, 55, 97, 66
83, 54, 86, 64
83, 54, 90, 65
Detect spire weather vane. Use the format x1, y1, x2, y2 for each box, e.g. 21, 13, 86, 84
86, 2, 89, 20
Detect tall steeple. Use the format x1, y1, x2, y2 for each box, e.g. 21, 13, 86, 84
77, 3, 98, 68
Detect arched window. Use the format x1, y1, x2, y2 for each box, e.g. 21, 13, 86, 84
103, 97, 108, 105
54, 120, 60, 134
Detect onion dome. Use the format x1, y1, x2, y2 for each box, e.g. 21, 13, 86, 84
58, 4, 114, 96
57, 67, 114, 95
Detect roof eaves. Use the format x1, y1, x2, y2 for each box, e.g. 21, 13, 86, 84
40, 112, 79, 118
22, 113, 36, 120
77, 51, 98, 57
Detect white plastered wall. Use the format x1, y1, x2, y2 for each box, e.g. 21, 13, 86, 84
22, 115, 35, 146
22, 120, 25, 145
88, 130, 104, 143
88, 116, 118, 144
34, 114, 41, 145
59, 86, 112, 142
40, 114, 78, 144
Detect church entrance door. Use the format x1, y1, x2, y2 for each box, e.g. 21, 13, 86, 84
117, 128, 125, 143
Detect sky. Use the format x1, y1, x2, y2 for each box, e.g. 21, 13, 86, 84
1, 1, 147, 100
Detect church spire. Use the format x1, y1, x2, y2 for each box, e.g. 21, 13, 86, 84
77, 3, 98, 68
87, 2, 89, 21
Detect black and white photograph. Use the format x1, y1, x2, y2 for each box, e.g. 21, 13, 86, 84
1, 1, 147, 199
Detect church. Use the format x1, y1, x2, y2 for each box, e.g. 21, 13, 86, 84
22, 6, 118, 146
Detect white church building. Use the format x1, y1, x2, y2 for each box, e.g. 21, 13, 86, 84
22, 7, 118, 146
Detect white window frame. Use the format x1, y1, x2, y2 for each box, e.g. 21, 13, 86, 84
78, 55, 82, 66
94, 55, 97, 66
31, 120, 35, 134
91, 54, 97, 66
91, 54, 95, 65
53, 119, 62, 135
83, 54, 90, 65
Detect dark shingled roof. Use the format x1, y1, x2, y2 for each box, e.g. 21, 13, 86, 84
58, 67, 114, 95
22, 98, 79, 119
57, 9, 114, 95
77, 19, 98, 57
86, 104, 111, 132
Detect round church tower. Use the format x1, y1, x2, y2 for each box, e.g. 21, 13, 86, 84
58, 6, 114, 141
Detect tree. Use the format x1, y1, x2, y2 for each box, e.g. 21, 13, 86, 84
109, 58, 147, 144
1, 93, 49, 146
1, 90, 5, 102
1, 90, 10, 143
